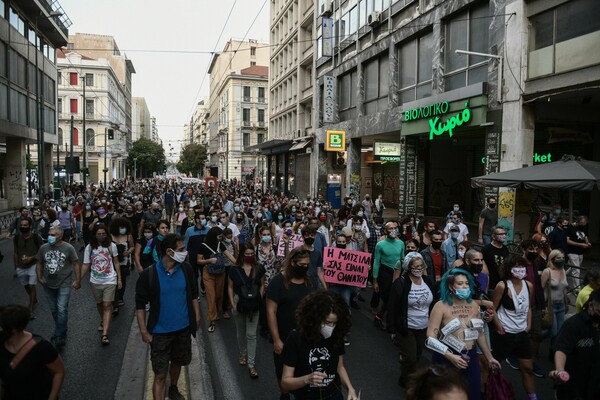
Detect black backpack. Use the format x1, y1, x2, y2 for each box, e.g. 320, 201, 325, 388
233, 268, 260, 315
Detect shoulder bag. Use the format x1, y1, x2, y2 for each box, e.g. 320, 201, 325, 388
202, 243, 227, 275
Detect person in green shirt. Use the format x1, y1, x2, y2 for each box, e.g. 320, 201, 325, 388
373, 221, 405, 329
576, 266, 600, 313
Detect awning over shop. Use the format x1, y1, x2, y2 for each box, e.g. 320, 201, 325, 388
246, 139, 293, 155
289, 139, 312, 152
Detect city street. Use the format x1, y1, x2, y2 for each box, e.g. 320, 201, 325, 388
0, 236, 560, 399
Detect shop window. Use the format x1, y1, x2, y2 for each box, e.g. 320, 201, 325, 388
364, 55, 389, 114
444, 3, 489, 90
528, 0, 600, 79
338, 69, 358, 121
399, 32, 433, 104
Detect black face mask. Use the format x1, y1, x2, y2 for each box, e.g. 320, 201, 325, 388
431, 242, 442, 250
336, 244, 346, 249
19, 226, 30, 234
291, 264, 308, 278
590, 312, 600, 325
469, 262, 484, 274
304, 237, 315, 246
526, 252, 538, 262
488, 203, 496, 209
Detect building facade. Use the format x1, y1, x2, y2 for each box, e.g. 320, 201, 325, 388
132, 97, 152, 142
0, 0, 70, 208
56, 47, 132, 185
312, 0, 599, 241
256, 0, 315, 197
188, 98, 210, 147
207, 40, 269, 181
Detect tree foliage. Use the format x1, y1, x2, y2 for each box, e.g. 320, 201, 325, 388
126, 138, 166, 178
176, 143, 208, 177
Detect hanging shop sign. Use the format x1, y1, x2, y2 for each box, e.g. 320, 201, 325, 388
325, 130, 346, 151
373, 142, 401, 161
404, 102, 471, 140
482, 152, 555, 164
323, 76, 335, 123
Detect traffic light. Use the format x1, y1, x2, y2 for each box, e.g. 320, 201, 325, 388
82, 168, 90, 177
107, 128, 114, 140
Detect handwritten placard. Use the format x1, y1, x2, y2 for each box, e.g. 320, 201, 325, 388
323, 247, 372, 288
277, 234, 305, 257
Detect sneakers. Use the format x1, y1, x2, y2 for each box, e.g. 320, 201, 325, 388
505, 356, 520, 370
344, 337, 350, 346
533, 362, 545, 378
168, 385, 185, 400
52, 336, 66, 349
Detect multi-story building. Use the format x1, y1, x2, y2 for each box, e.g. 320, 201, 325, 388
256, 0, 315, 197
56, 35, 134, 184
312, 0, 599, 241
150, 116, 159, 143
132, 97, 152, 141
189, 98, 210, 147
206, 40, 269, 181
0, 0, 70, 209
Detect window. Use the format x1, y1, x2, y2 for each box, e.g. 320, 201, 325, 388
85, 73, 94, 86
85, 99, 94, 117
399, 32, 433, 103
250, 61, 256, 66
258, 87, 265, 102
69, 72, 78, 86
338, 69, 358, 121
445, 3, 489, 90
0, 1, 4, 19
243, 86, 251, 102
57, 98, 62, 114
243, 131, 250, 147
250, 47, 256, 56
0, 41, 5, 78
28, 28, 36, 44
242, 108, 251, 125
72, 127, 79, 146
70, 98, 78, 114
257, 132, 264, 144
364, 56, 389, 114
529, 0, 600, 78
258, 109, 265, 126
9, 8, 25, 35
86, 128, 95, 146
349, 7, 358, 36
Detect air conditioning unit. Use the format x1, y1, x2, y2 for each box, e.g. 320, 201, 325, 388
367, 11, 381, 26
320, 0, 333, 17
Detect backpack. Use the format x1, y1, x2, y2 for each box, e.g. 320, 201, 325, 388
233, 268, 260, 315
486, 370, 516, 400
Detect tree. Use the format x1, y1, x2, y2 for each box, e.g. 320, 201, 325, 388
177, 143, 208, 177
126, 138, 166, 178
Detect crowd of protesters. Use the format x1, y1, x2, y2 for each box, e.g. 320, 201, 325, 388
1, 179, 598, 400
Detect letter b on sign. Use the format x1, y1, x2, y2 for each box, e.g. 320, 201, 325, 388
326, 130, 346, 151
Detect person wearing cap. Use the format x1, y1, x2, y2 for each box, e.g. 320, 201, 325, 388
387, 252, 436, 387
442, 225, 461, 272
443, 212, 469, 243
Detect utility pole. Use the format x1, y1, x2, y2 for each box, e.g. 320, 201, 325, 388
69, 115, 74, 184
103, 127, 108, 188
81, 75, 87, 188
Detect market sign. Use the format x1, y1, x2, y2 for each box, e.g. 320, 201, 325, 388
373, 142, 401, 162
325, 130, 346, 151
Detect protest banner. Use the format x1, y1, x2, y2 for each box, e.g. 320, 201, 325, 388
277, 234, 305, 257
323, 247, 372, 288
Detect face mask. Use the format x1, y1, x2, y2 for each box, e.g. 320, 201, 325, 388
489, 203, 496, 209
336, 243, 346, 249
278, 215, 283, 221
388, 229, 398, 238
320, 324, 335, 339
243, 255, 255, 263
453, 207, 459, 212
458, 250, 465, 259
178, 207, 184, 212
292, 208, 297, 213
257, 213, 262, 218
431, 242, 442, 250
410, 268, 424, 277
319, 216, 327, 222
252, 202, 257, 207
211, 216, 218, 223
304, 237, 315, 245
170, 250, 188, 263
144, 233, 153, 240
357, 211, 364, 217
495, 234, 506, 244
554, 259, 565, 268
96, 234, 107, 241
48, 236, 57, 245
97, 209, 106, 215
454, 288, 471, 300
554, 209, 561, 215
19, 226, 30, 233
526, 252, 538, 262
201, 219, 207, 226
511, 267, 527, 280
61, 206, 67, 211
262, 235, 271, 243
223, 238, 232, 244
291, 264, 308, 278
354, 225, 362, 231
126, 209, 134, 214
470, 262, 484, 274
157, 234, 164, 241
450, 231, 460, 240
539, 242, 548, 249
119, 228, 127, 235
234, 206, 240, 212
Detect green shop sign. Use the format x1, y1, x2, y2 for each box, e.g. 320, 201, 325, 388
404, 102, 471, 140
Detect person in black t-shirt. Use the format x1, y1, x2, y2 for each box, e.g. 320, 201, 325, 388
550, 288, 600, 400
281, 290, 358, 400
266, 247, 316, 399
481, 226, 509, 293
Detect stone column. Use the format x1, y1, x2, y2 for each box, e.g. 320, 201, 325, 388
43, 142, 54, 198
345, 138, 361, 198
5, 138, 27, 209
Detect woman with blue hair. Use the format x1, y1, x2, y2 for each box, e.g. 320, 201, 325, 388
426, 268, 501, 400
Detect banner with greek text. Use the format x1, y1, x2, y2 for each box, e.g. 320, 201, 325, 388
277, 234, 305, 257
323, 247, 372, 288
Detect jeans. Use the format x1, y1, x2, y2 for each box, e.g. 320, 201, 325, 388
44, 286, 71, 338
482, 235, 492, 246
550, 301, 566, 351
75, 221, 81, 240
329, 284, 354, 307
232, 303, 259, 368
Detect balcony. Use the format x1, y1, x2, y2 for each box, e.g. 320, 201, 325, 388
242, 120, 252, 127
243, 96, 251, 102
257, 97, 266, 103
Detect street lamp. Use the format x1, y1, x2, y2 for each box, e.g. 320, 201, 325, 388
455, 49, 503, 103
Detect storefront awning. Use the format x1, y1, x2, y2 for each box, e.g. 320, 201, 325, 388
246, 139, 293, 155
289, 139, 312, 152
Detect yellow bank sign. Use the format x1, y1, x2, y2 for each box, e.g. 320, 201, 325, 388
325, 130, 346, 151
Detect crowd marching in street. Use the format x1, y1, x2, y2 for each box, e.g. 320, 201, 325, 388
0, 177, 598, 400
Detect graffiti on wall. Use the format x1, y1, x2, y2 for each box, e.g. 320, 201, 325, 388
498, 190, 515, 242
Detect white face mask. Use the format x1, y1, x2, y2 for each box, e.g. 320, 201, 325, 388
320, 324, 335, 339
458, 250, 465, 259
410, 268, 424, 277
511, 267, 527, 280
170, 250, 188, 263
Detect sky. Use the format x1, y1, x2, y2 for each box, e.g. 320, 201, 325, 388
58, 0, 270, 159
